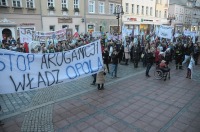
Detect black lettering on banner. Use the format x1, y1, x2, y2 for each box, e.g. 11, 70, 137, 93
0, 53, 5, 71
72, 50, 78, 62
66, 66, 77, 79
41, 54, 48, 69
48, 53, 56, 68
78, 47, 85, 59
82, 62, 90, 74
10, 75, 25, 92
26, 73, 37, 89
27, 54, 34, 70
96, 41, 99, 54
85, 43, 95, 57
17, 55, 26, 71
45, 71, 55, 86
75, 63, 82, 76
89, 59, 99, 73
52, 69, 63, 84
4, 53, 15, 71
56, 53, 63, 66
63, 52, 71, 64
38, 72, 46, 87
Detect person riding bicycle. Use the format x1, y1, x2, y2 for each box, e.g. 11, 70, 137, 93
159, 60, 170, 81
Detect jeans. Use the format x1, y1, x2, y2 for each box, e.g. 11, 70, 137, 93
111, 64, 118, 77
92, 73, 97, 84
146, 63, 152, 76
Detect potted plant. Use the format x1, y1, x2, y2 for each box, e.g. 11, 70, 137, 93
62, 7, 68, 12
74, 8, 79, 12
48, 6, 54, 10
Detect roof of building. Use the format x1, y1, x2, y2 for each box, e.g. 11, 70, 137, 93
169, 0, 188, 6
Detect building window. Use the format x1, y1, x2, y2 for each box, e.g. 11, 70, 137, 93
125, 3, 129, 13
61, 0, 68, 8
156, 10, 158, 17
49, 25, 55, 31
74, 0, 79, 8
131, 4, 134, 13
48, 0, 54, 7
13, 0, 21, 7
137, 5, 139, 14
164, 10, 167, 18
146, 6, 148, 15
88, 0, 95, 13
99, 1, 104, 14
150, 7, 152, 16
75, 25, 79, 32
109, 3, 114, 14
26, 0, 34, 8
0, 0, 7, 6
141, 6, 144, 14
62, 25, 68, 29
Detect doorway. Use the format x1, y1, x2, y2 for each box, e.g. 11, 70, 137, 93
2, 28, 12, 39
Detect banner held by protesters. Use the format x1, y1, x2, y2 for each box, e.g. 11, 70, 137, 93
0, 40, 103, 94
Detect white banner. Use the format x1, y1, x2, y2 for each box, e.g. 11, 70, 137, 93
0, 40, 103, 94
20, 28, 33, 43
20, 28, 68, 44
158, 25, 173, 39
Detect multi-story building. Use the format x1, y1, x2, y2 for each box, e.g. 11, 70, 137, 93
85, 0, 122, 34
0, 0, 42, 40
192, 0, 200, 32
168, 0, 195, 32
40, 0, 85, 33
122, 0, 168, 33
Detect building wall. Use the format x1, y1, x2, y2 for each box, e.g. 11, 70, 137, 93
41, 0, 85, 33
85, 0, 122, 34
0, 0, 42, 40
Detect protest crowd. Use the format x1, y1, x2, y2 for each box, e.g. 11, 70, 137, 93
1, 27, 200, 126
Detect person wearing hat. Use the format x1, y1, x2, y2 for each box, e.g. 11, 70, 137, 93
159, 59, 170, 81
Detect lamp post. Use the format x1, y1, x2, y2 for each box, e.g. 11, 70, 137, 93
113, 5, 124, 39
167, 14, 176, 26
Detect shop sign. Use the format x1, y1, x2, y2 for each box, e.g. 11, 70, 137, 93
20, 23, 35, 26
127, 18, 137, 21
141, 19, 153, 22
58, 18, 72, 23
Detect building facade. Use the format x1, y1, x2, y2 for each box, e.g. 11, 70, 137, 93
0, 0, 42, 40
40, 0, 85, 33
85, 0, 122, 34
168, 0, 198, 32
122, 0, 168, 33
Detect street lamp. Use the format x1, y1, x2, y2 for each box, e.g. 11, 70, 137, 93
113, 5, 124, 37
167, 14, 176, 26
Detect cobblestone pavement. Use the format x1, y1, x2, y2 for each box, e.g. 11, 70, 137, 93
0, 61, 200, 132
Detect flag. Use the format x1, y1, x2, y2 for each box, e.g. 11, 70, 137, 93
73, 29, 79, 38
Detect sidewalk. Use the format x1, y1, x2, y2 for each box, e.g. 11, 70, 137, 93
0, 62, 200, 132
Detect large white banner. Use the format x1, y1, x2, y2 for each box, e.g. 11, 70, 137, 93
0, 40, 103, 94
20, 28, 68, 43
158, 25, 173, 39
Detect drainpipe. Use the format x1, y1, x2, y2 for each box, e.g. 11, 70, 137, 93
39, 0, 43, 30
84, 0, 87, 33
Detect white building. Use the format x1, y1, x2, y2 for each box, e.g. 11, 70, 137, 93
168, 0, 198, 32
122, 0, 168, 33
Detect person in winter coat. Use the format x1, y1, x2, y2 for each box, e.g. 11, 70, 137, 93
124, 43, 131, 65
102, 47, 110, 73
132, 44, 140, 68
145, 49, 154, 77
96, 64, 107, 90
111, 49, 119, 78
